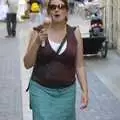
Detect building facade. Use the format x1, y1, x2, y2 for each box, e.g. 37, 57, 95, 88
100, 0, 120, 54
117, 0, 120, 54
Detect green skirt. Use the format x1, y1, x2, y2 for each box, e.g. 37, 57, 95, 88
29, 80, 76, 120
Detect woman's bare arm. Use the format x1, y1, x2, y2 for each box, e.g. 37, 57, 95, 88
74, 26, 88, 96
23, 30, 40, 69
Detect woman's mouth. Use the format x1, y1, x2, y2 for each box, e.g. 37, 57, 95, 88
54, 14, 60, 18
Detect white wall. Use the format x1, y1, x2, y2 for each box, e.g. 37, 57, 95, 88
0, 1, 8, 20
17, 0, 27, 21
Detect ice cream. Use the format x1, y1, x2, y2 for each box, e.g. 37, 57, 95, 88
43, 16, 52, 28
41, 17, 51, 47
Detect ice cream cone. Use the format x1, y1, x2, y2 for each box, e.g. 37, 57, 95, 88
41, 17, 51, 47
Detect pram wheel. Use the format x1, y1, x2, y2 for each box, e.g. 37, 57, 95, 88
100, 41, 108, 58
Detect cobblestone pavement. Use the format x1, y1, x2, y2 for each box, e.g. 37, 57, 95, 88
0, 15, 120, 120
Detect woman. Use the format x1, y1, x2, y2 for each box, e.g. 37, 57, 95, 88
24, 0, 89, 120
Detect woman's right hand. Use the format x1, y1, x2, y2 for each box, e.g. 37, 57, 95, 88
33, 28, 48, 46
33, 17, 51, 46
24, 28, 48, 69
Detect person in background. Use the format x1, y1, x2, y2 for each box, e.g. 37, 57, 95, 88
68, 0, 75, 14
5, 0, 18, 37
24, 0, 89, 120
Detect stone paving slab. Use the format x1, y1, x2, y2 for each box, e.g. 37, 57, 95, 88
0, 32, 23, 120
76, 72, 120, 120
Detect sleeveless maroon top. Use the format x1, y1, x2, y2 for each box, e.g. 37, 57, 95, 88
31, 25, 77, 88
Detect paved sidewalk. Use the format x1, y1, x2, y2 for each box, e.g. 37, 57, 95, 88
0, 23, 23, 120
0, 15, 120, 120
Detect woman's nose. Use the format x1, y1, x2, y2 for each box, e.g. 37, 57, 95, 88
55, 7, 59, 11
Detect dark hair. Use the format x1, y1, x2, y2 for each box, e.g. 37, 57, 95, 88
47, 0, 69, 14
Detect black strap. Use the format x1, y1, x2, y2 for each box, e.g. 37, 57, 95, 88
55, 34, 67, 55
54, 24, 76, 56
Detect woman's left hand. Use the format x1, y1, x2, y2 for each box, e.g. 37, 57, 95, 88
80, 92, 89, 111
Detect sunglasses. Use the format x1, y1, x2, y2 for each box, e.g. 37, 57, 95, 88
48, 4, 67, 10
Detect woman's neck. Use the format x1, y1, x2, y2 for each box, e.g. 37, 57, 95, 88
50, 22, 67, 31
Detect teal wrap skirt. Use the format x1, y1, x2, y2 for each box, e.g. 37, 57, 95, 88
29, 80, 76, 120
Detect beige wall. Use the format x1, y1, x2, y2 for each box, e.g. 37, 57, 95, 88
100, 0, 120, 50
100, 0, 112, 48
117, 0, 120, 54
112, 0, 118, 48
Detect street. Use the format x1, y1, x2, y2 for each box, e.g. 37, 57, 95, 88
0, 15, 120, 120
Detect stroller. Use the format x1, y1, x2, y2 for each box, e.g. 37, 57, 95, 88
83, 14, 108, 58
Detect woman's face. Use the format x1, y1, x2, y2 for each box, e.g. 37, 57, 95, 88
48, 0, 68, 23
